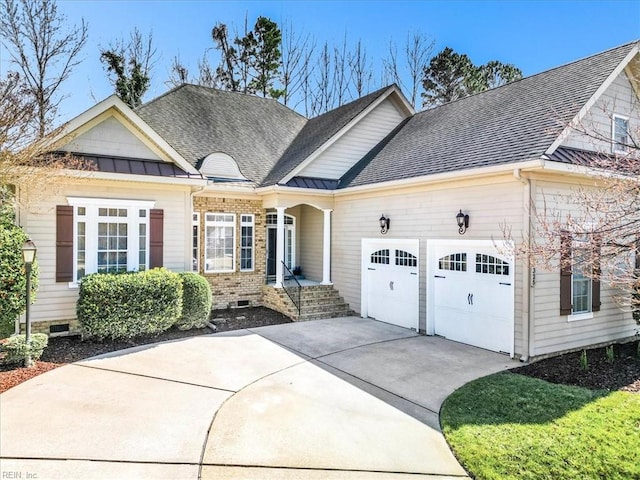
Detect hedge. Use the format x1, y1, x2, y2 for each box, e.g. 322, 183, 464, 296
0, 333, 48, 365
175, 272, 212, 330
0, 188, 39, 338
77, 268, 182, 340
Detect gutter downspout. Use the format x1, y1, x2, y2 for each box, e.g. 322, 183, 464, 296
514, 169, 533, 362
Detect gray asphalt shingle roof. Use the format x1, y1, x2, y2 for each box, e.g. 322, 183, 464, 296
261, 85, 397, 186
341, 42, 637, 188
136, 84, 306, 184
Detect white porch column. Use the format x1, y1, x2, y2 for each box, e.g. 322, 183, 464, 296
274, 207, 286, 288
321, 208, 333, 285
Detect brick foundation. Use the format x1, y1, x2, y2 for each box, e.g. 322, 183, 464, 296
19, 319, 82, 336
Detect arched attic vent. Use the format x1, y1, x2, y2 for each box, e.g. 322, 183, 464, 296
199, 152, 247, 181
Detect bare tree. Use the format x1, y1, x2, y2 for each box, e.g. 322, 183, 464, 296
100, 28, 157, 108
382, 40, 401, 87
0, 0, 88, 137
0, 72, 88, 209
279, 21, 315, 108
383, 31, 433, 109
167, 55, 190, 87
348, 39, 373, 98
333, 33, 350, 107
197, 55, 218, 88
309, 42, 335, 116
404, 31, 434, 109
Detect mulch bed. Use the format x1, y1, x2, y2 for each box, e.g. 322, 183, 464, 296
0, 307, 291, 393
513, 340, 640, 393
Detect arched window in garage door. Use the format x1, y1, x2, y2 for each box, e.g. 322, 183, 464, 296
475, 254, 510, 275
395, 250, 417, 267
371, 249, 390, 264
438, 253, 467, 271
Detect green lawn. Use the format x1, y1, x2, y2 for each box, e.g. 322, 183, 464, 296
440, 372, 640, 480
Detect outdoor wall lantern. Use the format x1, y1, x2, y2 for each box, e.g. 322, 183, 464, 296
379, 214, 390, 234
21, 239, 37, 367
456, 210, 470, 235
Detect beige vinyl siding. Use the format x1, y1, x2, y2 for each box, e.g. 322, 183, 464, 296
298, 205, 323, 282
19, 179, 191, 325
60, 116, 163, 160
530, 180, 637, 357
299, 100, 406, 179
561, 70, 638, 153
332, 176, 524, 346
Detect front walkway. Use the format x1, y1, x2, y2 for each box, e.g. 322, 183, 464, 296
0, 317, 516, 479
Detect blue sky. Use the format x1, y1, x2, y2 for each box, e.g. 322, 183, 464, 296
2, 0, 639, 122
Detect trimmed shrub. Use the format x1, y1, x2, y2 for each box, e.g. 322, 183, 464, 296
0, 333, 48, 365
77, 268, 182, 340
0, 188, 39, 338
176, 272, 212, 330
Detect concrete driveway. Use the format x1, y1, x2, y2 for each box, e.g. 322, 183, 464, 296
0, 317, 516, 479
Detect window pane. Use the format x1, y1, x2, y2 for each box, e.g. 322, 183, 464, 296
76, 221, 86, 281
192, 224, 199, 272
572, 240, 592, 314
205, 214, 235, 272
240, 216, 254, 271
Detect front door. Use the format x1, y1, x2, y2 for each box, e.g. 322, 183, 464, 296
265, 214, 296, 281
266, 227, 277, 277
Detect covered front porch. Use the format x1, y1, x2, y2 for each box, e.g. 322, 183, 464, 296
262, 193, 334, 289
260, 192, 352, 321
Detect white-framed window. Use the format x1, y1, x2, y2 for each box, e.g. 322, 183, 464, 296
571, 235, 593, 316
612, 114, 629, 153
205, 213, 235, 273
192, 213, 200, 272
240, 214, 254, 271
67, 197, 155, 283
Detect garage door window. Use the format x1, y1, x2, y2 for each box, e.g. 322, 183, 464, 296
438, 253, 467, 271
475, 254, 509, 275
396, 250, 417, 267
371, 249, 390, 264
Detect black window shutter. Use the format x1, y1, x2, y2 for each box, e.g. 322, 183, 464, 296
56, 205, 74, 282
149, 209, 164, 268
560, 231, 572, 315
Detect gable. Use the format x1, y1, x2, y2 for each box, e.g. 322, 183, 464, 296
296, 98, 407, 180
560, 60, 639, 153
59, 115, 162, 161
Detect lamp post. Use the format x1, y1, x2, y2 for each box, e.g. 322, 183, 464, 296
22, 239, 37, 367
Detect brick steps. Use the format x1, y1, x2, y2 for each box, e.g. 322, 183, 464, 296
262, 284, 355, 321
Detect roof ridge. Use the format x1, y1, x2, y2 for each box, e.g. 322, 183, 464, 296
307, 84, 396, 121
135, 83, 189, 111
138, 83, 306, 120
417, 40, 638, 114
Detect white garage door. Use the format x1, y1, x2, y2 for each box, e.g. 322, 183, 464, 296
361, 239, 419, 330
427, 240, 514, 355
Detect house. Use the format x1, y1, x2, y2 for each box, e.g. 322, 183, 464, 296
15, 41, 640, 360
